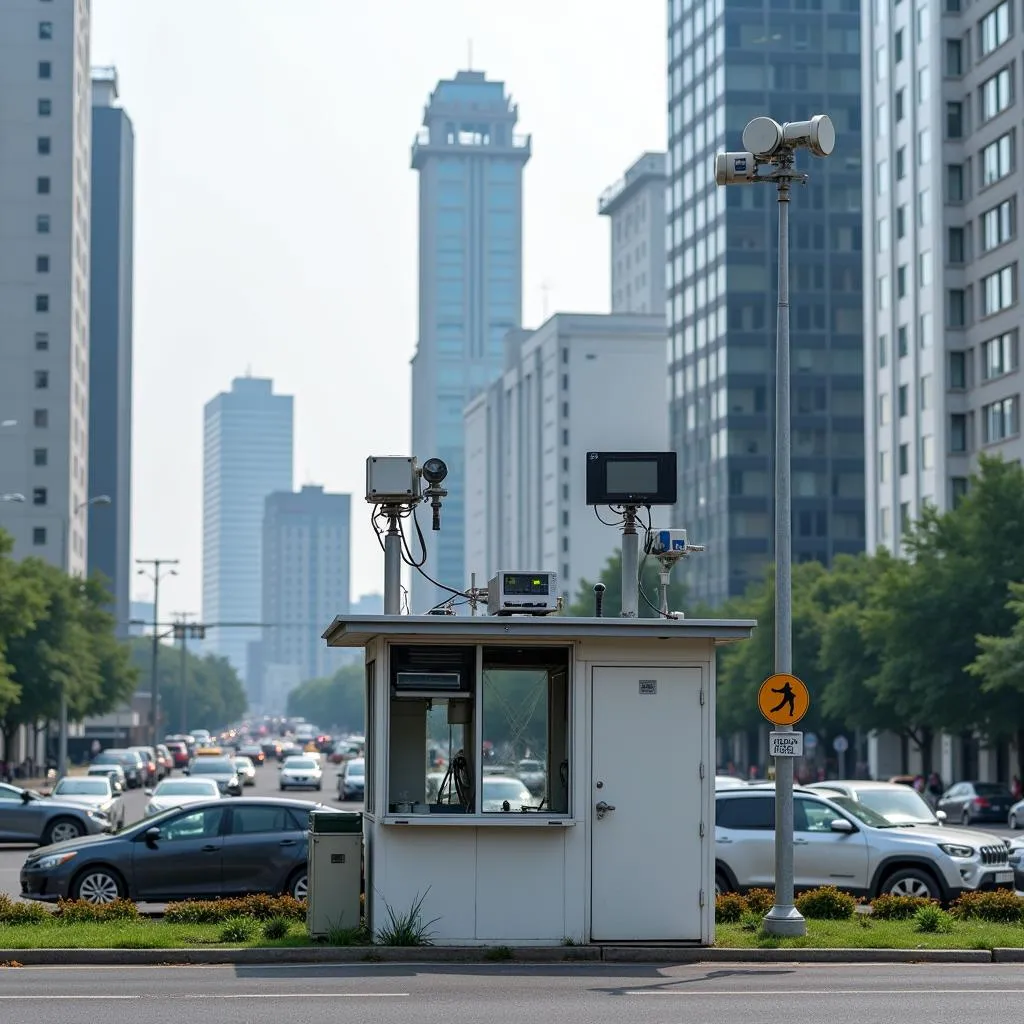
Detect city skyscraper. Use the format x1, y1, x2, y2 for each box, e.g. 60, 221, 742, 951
666, 1, 866, 608
863, 0, 1022, 553
409, 70, 530, 612
258, 485, 351, 714
0, 0, 93, 576
202, 377, 293, 691
88, 67, 134, 636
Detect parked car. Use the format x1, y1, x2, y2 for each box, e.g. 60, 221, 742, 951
0, 782, 112, 845
715, 775, 749, 790
165, 741, 190, 769
936, 781, 1016, 826
516, 759, 546, 795
128, 747, 160, 786
144, 778, 222, 817
90, 749, 143, 789
155, 745, 175, 777
49, 776, 125, 830
86, 764, 126, 794
1007, 835, 1024, 890
481, 776, 536, 812
20, 798, 323, 904
279, 743, 304, 761
714, 784, 1013, 902
238, 744, 265, 766
807, 780, 949, 825
234, 756, 257, 787
279, 756, 322, 791
1008, 797, 1024, 830
337, 757, 364, 801
183, 757, 242, 796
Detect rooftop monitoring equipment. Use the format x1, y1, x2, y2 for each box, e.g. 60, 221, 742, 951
585, 451, 679, 618
714, 114, 835, 187
486, 571, 560, 616
646, 529, 705, 618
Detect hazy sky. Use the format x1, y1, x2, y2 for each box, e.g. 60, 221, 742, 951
91, 0, 665, 614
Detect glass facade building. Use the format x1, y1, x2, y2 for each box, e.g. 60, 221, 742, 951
409, 70, 530, 612
667, 0, 866, 609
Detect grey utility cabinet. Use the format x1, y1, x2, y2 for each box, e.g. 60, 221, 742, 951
306, 810, 362, 938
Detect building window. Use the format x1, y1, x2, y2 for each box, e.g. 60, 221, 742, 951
896, 205, 907, 238
36, 214, 50, 233
951, 413, 968, 451
32, 488, 46, 506
950, 351, 968, 389
33, 409, 48, 428
948, 289, 966, 327
38, 60, 51, 79
896, 146, 906, 179
36, 176, 50, 195
34, 331, 48, 351
879, 393, 890, 425
980, 2, 1010, 56
900, 502, 912, 536
952, 477, 969, 505
37, 98, 51, 117
897, 264, 908, 299
947, 164, 964, 201
37, 136, 50, 155
34, 370, 49, 389
981, 133, 1013, 185
921, 435, 935, 470
899, 443, 909, 475
981, 198, 1014, 251
981, 331, 1018, 379
878, 334, 888, 368
918, 188, 931, 226
919, 250, 932, 286
880, 507, 891, 542
983, 395, 1020, 442
920, 374, 932, 410
981, 264, 1015, 316
980, 67, 1012, 121
894, 28, 904, 62
32, 528, 47, 546
898, 325, 909, 357
898, 384, 909, 417
946, 102, 963, 138
35, 294, 49, 313
917, 128, 930, 164
946, 39, 962, 76
879, 451, 889, 483
918, 66, 930, 104
38, 21, 52, 39
949, 226, 966, 262
33, 448, 47, 467
877, 276, 890, 310
36, 255, 49, 273
920, 311, 934, 349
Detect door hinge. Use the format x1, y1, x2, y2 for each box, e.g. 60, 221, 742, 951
699, 761, 705, 780
699, 821, 705, 838
699, 687, 705, 706
699, 888, 705, 907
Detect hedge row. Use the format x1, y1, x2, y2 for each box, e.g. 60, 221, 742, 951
164, 894, 307, 924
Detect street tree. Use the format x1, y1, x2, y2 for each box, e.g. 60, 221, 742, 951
565, 549, 692, 618
287, 661, 364, 732
0, 532, 48, 717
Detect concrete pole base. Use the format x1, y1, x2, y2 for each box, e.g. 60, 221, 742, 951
761, 904, 807, 937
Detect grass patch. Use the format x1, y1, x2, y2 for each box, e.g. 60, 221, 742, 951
715, 916, 1024, 950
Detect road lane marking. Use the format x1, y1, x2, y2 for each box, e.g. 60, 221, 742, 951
0, 993, 408, 1000
624, 988, 1024, 996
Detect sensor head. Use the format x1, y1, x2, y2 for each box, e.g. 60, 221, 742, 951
741, 116, 784, 159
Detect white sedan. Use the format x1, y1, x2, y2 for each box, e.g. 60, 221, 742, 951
233, 756, 257, 787
143, 777, 222, 817
279, 756, 323, 791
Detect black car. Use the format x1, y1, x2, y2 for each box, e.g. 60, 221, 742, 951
937, 781, 1016, 826
20, 797, 324, 904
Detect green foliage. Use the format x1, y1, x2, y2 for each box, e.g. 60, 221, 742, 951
949, 890, 1024, 924
375, 890, 438, 946
565, 549, 691, 618
913, 905, 954, 933
794, 886, 857, 920
0, 894, 50, 924
219, 917, 259, 942
55, 898, 139, 923
714, 892, 748, 923
869, 894, 935, 921
744, 888, 776, 915
286, 661, 364, 732
163, 895, 306, 924
262, 917, 292, 940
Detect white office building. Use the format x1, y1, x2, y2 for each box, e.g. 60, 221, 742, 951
598, 152, 667, 316
0, 0, 93, 576
464, 313, 668, 603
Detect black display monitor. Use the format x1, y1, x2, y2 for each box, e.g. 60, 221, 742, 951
585, 451, 677, 506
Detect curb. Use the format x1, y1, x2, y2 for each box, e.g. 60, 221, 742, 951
0, 945, 1008, 966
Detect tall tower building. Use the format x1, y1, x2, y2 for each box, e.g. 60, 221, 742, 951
864, 0, 1022, 551
88, 67, 134, 635
259, 485, 351, 713
666, 1, 866, 608
409, 70, 531, 612
202, 377, 293, 688
0, 0, 93, 575
598, 152, 668, 315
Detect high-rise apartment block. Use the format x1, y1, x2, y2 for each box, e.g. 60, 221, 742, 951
259, 485, 351, 711
666, 0, 866, 608
0, 0, 93, 575
202, 377, 293, 690
88, 67, 133, 635
409, 70, 530, 612
863, 0, 1022, 550
464, 313, 668, 600
598, 152, 668, 315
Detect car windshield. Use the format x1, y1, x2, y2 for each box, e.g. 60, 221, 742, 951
234, 758, 253, 768
346, 761, 365, 777
190, 760, 234, 774
484, 779, 531, 801
974, 782, 1013, 797
91, 753, 121, 765
154, 781, 218, 796
828, 794, 897, 828
286, 759, 318, 770
850, 787, 938, 824
54, 779, 108, 796
519, 761, 542, 772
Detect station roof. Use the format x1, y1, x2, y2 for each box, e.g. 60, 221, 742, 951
322, 615, 757, 648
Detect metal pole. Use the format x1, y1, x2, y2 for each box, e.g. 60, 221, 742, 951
763, 154, 806, 938
620, 506, 639, 618
150, 572, 161, 748
57, 687, 68, 777
179, 619, 188, 736
383, 509, 402, 616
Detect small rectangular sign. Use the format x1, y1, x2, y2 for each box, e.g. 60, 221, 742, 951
769, 731, 804, 758
639, 679, 657, 695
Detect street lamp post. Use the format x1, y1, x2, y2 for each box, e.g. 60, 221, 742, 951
716, 114, 835, 939
136, 559, 179, 748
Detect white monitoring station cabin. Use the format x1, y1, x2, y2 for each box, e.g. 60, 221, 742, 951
323, 451, 755, 945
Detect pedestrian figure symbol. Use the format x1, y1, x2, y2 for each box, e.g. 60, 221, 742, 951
769, 682, 796, 718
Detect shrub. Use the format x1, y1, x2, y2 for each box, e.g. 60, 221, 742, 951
794, 886, 856, 920
744, 888, 775, 915
375, 890, 438, 946
164, 895, 306, 924
714, 892, 748, 923
262, 917, 292, 941
870, 894, 935, 921
219, 916, 258, 943
0, 896, 49, 925
56, 898, 139, 923
950, 890, 1024, 924
914, 905, 954, 934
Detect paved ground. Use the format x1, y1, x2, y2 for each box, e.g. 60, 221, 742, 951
0, 962, 1022, 1024
0, 761, 361, 900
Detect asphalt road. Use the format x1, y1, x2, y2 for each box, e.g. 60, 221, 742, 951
0, 760, 361, 901
0, 962, 1022, 1024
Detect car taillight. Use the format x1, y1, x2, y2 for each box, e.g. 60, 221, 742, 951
973, 797, 990, 807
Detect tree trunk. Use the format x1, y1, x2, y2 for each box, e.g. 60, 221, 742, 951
917, 728, 934, 776
1017, 726, 1024, 782
899, 733, 909, 774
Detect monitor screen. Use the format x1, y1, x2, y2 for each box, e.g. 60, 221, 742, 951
606, 459, 659, 495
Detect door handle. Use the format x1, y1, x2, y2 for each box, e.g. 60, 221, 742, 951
595, 800, 616, 820
716, 835, 732, 843
279, 839, 297, 847
794, 838, 810, 845
201, 844, 219, 852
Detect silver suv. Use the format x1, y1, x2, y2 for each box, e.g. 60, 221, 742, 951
715, 784, 1013, 902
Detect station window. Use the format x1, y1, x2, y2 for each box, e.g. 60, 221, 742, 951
385, 644, 571, 818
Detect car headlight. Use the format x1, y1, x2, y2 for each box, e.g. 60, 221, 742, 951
939, 843, 975, 858
33, 851, 78, 871
88, 810, 109, 821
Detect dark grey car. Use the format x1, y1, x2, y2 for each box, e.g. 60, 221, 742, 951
0, 782, 111, 845
20, 797, 323, 903
184, 757, 242, 796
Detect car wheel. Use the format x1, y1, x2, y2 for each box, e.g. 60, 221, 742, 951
288, 869, 308, 901
961, 810, 971, 827
44, 817, 84, 845
880, 867, 941, 901
316, 783, 322, 791
714, 869, 732, 896
279, 784, 286, 791
1011, 813, 1020, 830
73, 867, 125, 904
